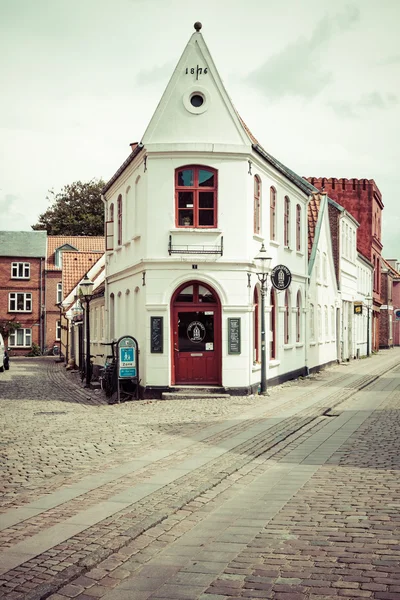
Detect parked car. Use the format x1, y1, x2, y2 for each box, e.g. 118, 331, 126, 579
0, 333, 8, 372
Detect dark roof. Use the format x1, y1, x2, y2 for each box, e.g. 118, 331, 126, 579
0, 230, 47, 258
252, 145, 317, 197
102, 144, 144, 195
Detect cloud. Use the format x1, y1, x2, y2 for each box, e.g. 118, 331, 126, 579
135, 62, 174, 85
329, 92, 398, 118
245, 5, 360, 100
377, 54, 400, 66
0, 193, 32, 230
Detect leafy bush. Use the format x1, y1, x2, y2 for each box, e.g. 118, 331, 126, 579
26, 343, 41, 357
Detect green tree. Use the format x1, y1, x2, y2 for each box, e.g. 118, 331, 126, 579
32, 179, 106, 235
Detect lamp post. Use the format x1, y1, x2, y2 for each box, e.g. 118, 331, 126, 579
79, 274, 94, 387
254, 244, 272, 395
365, 295, 372, 357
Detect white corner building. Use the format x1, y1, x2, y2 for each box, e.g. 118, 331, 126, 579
102, 24, 337, 397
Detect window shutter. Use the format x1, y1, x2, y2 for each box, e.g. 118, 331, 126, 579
106, 220, 114, 251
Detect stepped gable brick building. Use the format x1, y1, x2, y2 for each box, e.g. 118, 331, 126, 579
45, 236, 104, 353
306, 177, 383, 352
380, 258, 400, 348
0, 231, 47, 354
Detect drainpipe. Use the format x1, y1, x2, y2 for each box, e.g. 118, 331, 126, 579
304, 275, 310, 377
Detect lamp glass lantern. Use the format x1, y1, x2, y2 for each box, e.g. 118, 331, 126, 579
79, 274, 94, 298
79, 274, 94, 387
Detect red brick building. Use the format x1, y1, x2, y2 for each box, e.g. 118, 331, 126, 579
45, 237, 105, 355
381, 258, 400, 348
0, 231, 47, 354
306, 177, 384, 352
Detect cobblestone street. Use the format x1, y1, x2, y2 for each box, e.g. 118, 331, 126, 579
0, 351, 400, 599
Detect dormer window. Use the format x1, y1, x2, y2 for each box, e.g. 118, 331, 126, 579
175, 166, 217, 228
55, 244, 78, 268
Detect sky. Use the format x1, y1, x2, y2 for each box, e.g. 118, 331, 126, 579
1, 0, 399, 257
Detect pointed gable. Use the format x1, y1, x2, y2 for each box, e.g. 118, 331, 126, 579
142, 24, 252, 147
62, 251, 104, 299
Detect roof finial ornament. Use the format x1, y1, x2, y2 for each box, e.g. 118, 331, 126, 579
194, 22, 202, 32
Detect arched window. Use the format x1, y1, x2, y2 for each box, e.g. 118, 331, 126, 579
318, 304, 322, 340
109, 203, 114, 222
253, 287, 260, 362
106, 203, 114, 251
316, 249, 320, 281
325, 305, 328, 338
270, 187, 276, 241
331, 305, 335, 339
296, 204, 301, 251
254, 175, 261, 235
310, 303, 315, 341
284, 196, 290, 247
323, 252, 327, 282
284, 290, 290, 344
175, 166, 217, 228
117, 195, 123, 245
296, 291, 301, 342
270, 288, 276, 359
109, 293, 115, 341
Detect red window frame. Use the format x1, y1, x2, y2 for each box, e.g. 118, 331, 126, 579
284, 291, 290, 344
254, 175, 261, 235
270, 187, 276, 241
296, 291, 301, 342
296, 204, 301, 251
117, 195, 122, 245
175, 166, 217, 228
284, 196, 290, 247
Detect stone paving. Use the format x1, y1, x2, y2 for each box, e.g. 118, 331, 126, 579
0, 351, 399, 599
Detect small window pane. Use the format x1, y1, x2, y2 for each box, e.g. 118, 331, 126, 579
178, 191, 194, 208
198, 210, 214, 226
179, 210, 193, 226
198, 285, 216, 303
176, 285, 194, 302
199, 170, 214, 187
177, 169, 194, 187
17, 329, 23, 344
199, 191, 214, 208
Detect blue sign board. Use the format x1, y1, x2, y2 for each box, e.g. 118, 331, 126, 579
118, 337, 137, 378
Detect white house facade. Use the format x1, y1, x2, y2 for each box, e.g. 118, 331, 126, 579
101, 24, 338, 397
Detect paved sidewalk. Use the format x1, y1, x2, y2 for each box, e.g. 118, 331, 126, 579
0, 350, 399, 599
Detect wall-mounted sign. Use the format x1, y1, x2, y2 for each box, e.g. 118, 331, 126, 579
270, 264, 292, 291
187, 321, 206, 343
228, 318, 241, 354
354, 302, 363, 315
150, 317, 163, 353
395, 308, 400, 321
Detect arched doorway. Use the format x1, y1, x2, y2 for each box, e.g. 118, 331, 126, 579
171, 281, 221, 385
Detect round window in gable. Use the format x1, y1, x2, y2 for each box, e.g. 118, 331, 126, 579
190, 93, 204, 108
183, 86, 209, 114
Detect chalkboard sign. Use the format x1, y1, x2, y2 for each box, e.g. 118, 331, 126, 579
151, 317, 163, 353
228, 318, 241, 354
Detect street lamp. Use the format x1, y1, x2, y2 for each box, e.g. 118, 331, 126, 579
254, 243, 272, 395
79, 274, 94, 387
365, 294, 372, 357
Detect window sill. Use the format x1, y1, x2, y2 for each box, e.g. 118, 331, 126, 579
8, 310, 32, 313
269, 359, 280, 367
310, 341, 316, 346
253, 234, 264, 243
295, 342, 304, 348
284, 246, 293, 252
115, 246, 122, 253
11, 277, 30, 280
284, 344, 294, 350
170, 228, 222, 235
252, 363, 261, 372
124, 241, 131, 248
132, 234, 141, 241
269, 240, 280, 248
296, 251, 304, 257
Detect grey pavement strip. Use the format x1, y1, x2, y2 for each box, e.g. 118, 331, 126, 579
101, 386, 390, 600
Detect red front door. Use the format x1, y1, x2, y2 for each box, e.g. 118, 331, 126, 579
172, 283, 221, 385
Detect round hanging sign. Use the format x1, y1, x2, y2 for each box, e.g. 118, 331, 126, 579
395, 308, 400, 321
187, 321, 206, 343
270, 264, 292, 291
